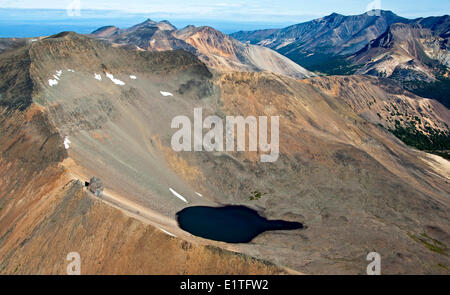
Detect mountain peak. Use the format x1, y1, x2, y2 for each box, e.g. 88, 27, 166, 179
158, 20, 177, 30
178, 25, 224, 37
197, 26, 223, 34
132, 19, 176, 31
91, 26, 120, 37
326, 12, 342, 18
160, 20, 173, 25
46, 31, 84, 40
320, 12, 343, 22
143, 18, 157, 24
132, 18, 157, 28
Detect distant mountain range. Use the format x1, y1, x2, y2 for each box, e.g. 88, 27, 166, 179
231, 11, 449, 107
352, 21, 448, 80
231, 11, 409, 64
91, 19, 314, 79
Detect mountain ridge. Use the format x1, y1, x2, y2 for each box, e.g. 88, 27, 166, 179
230, 11, 448, 75
230, 11, 449, 107
90, 19, 315, 79
231, 10, 408, 55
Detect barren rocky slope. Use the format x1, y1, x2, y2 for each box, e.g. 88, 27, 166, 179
0, 105, 286, 274
349, 20, 449, 108
0, 32, 449, 274
91, 20, 314, 79
0, 33, 288, 275
231, 11, 408, 71
351, 23, 449, 80
303, 75, 449, 131
0, 38, 31, 54
231, 12, 449, 83
303, 75, 450, 158
231, 11, 407, 55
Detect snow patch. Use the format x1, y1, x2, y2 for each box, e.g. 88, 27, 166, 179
195, 192, 203, 197
94, 73, 102, 81
48, 79, 58, 86
129, 75, 137, 80
169, 188, 188, 203
49, 70, 63, 86
67, 69, 75, 72
160, 91, 173, 97
64, 136, 71, 149
158, 228, 176, 237
106, 73, 125, 86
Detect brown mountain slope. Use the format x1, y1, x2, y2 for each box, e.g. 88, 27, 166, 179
205, 73, 450, 274
0, 38, 31, 54
303, 75, 449, 131
303, 75, 450, 158
0, 32, 449, 274
0, 33, 288, 275
0, 105, 286, 275
175, 26, 314, 78
92, 20, 314, 79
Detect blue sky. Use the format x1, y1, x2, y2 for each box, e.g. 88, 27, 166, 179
0, 0, 448, 37
1, 0, 449, 20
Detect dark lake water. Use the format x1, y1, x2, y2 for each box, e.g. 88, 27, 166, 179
176, 206, 303, 243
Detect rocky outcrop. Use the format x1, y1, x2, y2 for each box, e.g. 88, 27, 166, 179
88, 177, 104, 196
